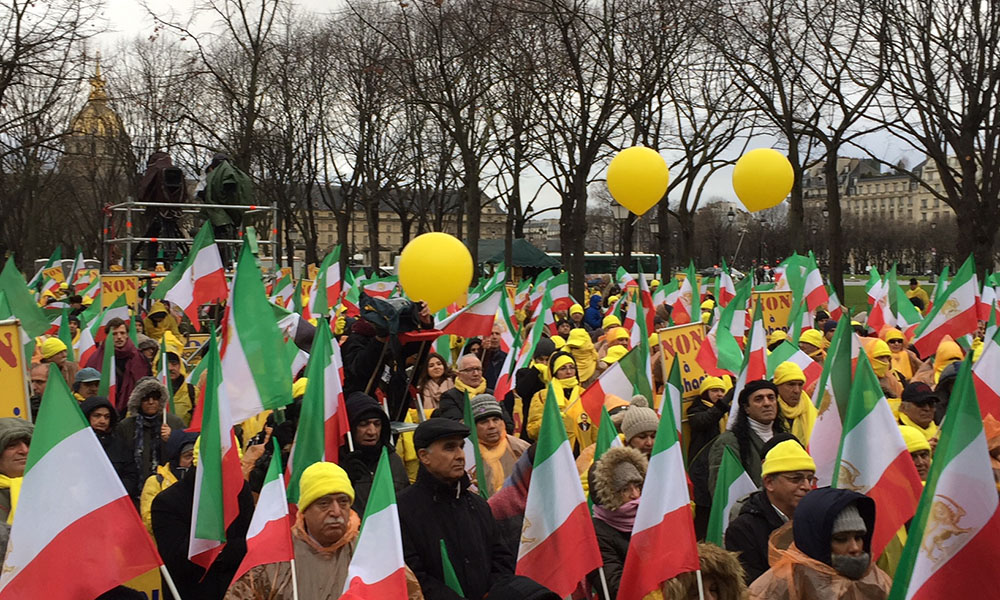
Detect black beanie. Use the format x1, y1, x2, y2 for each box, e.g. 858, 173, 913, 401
738, 379, 778, 406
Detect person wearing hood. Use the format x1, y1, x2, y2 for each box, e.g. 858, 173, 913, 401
749, 488, 891, 599
140, 431, 196, 533
136, 335, 160, 364
708, 380, 788, 493
39, 337, 80, 389
897, 382, 940, 445
398, 418, 515, 600
772, 362, 818, 446
569, 302, 593, 331
587, 446, 648, 600
798, 329, 827, 364
0, 418, 33, 526
73, 367, 102, 402
662, 543, 748, 600
910, 335, 963, 388
527, 352, 594, 455
881, 328, 921, 383
905, 278, 930, 313
226, 462, 361, 600
584, 294, 604, 330
82, 396, 140, 499
156, 331, 196, 426
566, 328, 599, 384
470, 394, 530, 496
117, 376, 186, 483
861, 338, 903, 400
339, 392, 409, 516
144, 301, 182, 341
726, 439, 816, 583
86, 318, 152, 414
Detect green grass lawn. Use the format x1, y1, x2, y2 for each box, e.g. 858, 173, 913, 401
840, 284, 934, 316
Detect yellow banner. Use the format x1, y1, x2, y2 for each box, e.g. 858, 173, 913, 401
657, 322, 708, 399
101, 275, 140, 308
123, 567, 162, 599
751, 290, 794, 336
0, 323, 29, 420
42, 266, 65, 283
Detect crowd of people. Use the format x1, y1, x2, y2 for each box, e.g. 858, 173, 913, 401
7, 268, 1000, 600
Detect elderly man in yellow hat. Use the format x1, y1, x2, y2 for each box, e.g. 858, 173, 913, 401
569, 302, 594, 332
227, 461, 360, 599
726, 439, 816, 583
772, 362, 818, 446
798, 329, 827, 364
38, 337, 79, 389
898, 425, 931, 481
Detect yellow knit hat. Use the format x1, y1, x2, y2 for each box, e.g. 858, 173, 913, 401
698, 376, 726, 395
772, 362, 806, 386
767, 330, 788, 346
761, 440, 816, 477
650, 279, 660, 288
607, 327, 630, 342
870, 339, 892, 359
604, 345, 628, 364
607, 295, 620, 305
883, 328, 904, 343
648, 333, 659, 348
40, 337, 68, 360
552, 353, 576, 374
551, 335, 567, 350
298, 461, 355, 511
799, 329, 825, 350
569, 303, 584, 316
292, 377, 309, 399
566, 328, 590, 348
700, 299, 715, 311
602, 315, 622, 329
899, 425, 931, 453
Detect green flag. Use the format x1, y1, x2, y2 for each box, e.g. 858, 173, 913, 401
440, 539, 465, 596
463, 391, 491, 499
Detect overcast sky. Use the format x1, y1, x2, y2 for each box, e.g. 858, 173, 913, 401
95, 0, 921, 221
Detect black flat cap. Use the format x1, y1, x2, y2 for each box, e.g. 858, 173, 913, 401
413, 418, 470, 450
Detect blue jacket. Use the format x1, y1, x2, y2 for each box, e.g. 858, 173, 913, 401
583, 294, 604, 329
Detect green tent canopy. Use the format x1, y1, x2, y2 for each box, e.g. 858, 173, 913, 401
477, 239, 561, 269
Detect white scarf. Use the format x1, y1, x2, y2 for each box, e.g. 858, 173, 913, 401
749, 418, 774, 443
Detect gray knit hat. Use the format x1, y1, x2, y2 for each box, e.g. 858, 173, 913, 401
0, 418, 33, 452
469, 394, 503, 422
832, 504, 867, 535
621, 405, 659, 442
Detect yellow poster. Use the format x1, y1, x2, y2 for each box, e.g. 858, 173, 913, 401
123, 567, 162, 599
42, 266, 65, 283
657, 323, 708, 399
101, 275, 140, 308
751, 290, 794, 336
0, 323, 29, 420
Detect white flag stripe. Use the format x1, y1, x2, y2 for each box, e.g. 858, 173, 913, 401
837, 399, 905, 492
347, 504, 405, 584
245, 471, 288, 539
632, 443, 689, 532
517, 440, 583, 560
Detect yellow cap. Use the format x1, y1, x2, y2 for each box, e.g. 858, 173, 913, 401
650, 279, 660, 287
648, 333, 659, 348
767, 330, 788, 346
762, 439, 816, 477
700, 299, 715, 311
40, 337, 68, 360
607, 295, 620, 305
799, 329, 826, 350
569, 303, 584, 316
607, 326, 630, 342
698, 376, 726, 395
292, 377, 308, 399
772, 362, 806, 386
883, 328, 904, 343
552, 353, 576, 374
566, 328, 590, 348
899, 425, 931, 454
604, 345, 628, 364
551, 335, 566, 350
298, 461, 355, 511
602, 315, 622, 329
870, 339, 892, 359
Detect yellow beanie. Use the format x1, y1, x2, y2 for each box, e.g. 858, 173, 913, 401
298, 461, 355, 511
569, 303, 584, 316
870, 339, 892, 359
884, 328, 904, 343
40, 337, 68, 360
772, 362, 806, 386
566, 328, 590, 348
607, 327, 630, 342
700, 299, 715, 311
551, 335, 567, 350
767, 330, 788, 346
899, 425, 931, 453
552, 353, 576, 374
799, 329, 826, 350
648, 333, 659, 348
651, 279, 660, 287
604, 345, 628, 364
762, 440, 816, 477
607, 295, 620, 305
292, 377, 308, 399
698, 376, 726, 395
602, 315, 622, 329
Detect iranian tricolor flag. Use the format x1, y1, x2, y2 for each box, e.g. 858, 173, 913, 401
546, 271, 572, 312
696, 281, 750, 377
617, 381, 700, 600
868, 266, 893, 334
67, 249, 86, 292
580, 345, 654, 422
516, 381, 602, 596
362, 275, 397, 299
0, 365, 162, 599
189, 331, 244, 569
617, 266, 638, 290
808, 313, 859, 487
632, 271, 656, 344
911, 257, 978, 357
716, 259, 737, 307
706, 445, 757, 546
653, 278, 678, 310
232, 439, 294, 585
437, 284, 504, 339
220, 242, 294, 423
341, 448, 408, 600
270, 272, 294, 308
74, 317, 98, 365
826, 286, 844, 321
671, 267, 696, 325
972, 323, 1000, 419
802, 252, 829, 312
832, 354, 923, 557
766, 340, 822, 389
495, 291, 552, 402
98, 333, 117, 408
308, 246, 342, 317
894, 278, 925, 338
160, 223, 228, 327
726, 298, 768, 427
888, 357, 1000, 600
865, 267, 884, 306
286, 319, 350, 505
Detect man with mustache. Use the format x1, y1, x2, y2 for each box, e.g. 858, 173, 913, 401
226, 461, 360, 599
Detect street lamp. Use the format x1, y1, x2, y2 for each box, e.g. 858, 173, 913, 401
610, 203, 630, 267
727, 207, 736, 225
822, 206, 830, 219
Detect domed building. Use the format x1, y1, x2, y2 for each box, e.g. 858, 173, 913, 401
59, 57, 131, 177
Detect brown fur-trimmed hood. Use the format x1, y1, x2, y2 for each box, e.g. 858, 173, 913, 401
591, 446, 647, 511
662, 542, 748, 600
128, 376, 168, 415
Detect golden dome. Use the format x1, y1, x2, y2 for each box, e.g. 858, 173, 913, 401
68, 55, 124, 138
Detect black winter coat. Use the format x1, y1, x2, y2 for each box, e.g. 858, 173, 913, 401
481, 348, 507, 390
339, 392, 411, 517
150, 468, 254, 600
686, 396, 730, 463
397, 467, 515, 600
80, 397, 140, 499
724, 490, 786, 584
436, 387, 514, 434
589, 518, 630, 600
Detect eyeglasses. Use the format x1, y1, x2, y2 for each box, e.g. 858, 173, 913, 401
888, 339, 904, 344
460, 367, 482, 374
778, 472, 818, 486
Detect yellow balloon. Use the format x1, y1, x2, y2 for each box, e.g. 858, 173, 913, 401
606, 146, 669, 216
732, 148, 794, 212
398, 232, 473, 312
